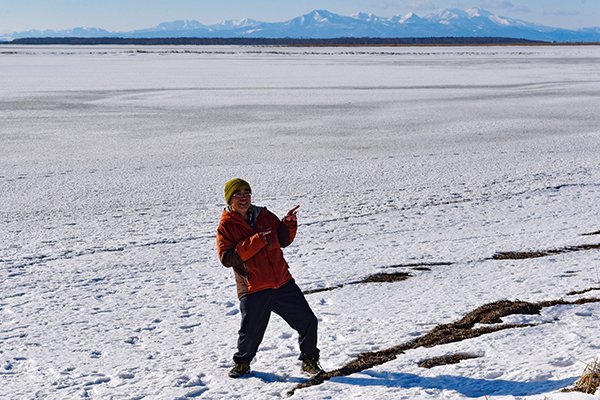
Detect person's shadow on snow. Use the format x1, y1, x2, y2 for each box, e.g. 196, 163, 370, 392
331, 371, 577, 397
249, 371, 306, 384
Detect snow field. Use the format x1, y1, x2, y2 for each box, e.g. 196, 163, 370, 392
1, 45, 600, 399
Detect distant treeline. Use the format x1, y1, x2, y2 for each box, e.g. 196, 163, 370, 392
5, 37, 547, 46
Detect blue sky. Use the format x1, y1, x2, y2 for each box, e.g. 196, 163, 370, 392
0, 0, 598, 33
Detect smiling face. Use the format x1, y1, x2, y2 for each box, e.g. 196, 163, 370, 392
229, 189, 252, 217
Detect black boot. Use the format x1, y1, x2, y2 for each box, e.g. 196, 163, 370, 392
301, 358, 324, 377
229, 362, 251, 378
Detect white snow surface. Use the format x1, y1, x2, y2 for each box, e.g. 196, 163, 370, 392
1, 45, 600, 400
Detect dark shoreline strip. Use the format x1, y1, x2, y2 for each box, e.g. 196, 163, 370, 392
6, 37, 548, 46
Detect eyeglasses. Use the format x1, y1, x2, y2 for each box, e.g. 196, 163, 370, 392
232, 191, 252, 199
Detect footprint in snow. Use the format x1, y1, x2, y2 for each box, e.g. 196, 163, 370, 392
118, 371, 136, 379
575, 310, 593, 317
3, 360, 14, 371
179, 322, 202, 331
83, 375, 111, 387
174, 374, 207, 398
484, 371, 503, 379
60, 367, 75, 375
175, 387, 208, 399
550, 357, 575, 367
124, 336, 139, 345
224, 301, 239, 315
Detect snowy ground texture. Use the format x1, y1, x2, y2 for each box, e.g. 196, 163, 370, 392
1, 45, 600, 400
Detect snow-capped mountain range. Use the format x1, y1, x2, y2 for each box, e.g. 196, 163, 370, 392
3, 8, 600, 42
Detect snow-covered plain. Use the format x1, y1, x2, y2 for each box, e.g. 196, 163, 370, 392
1, 45, 599, 400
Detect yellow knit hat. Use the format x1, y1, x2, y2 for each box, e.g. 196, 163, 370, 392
224, 178, 251, 204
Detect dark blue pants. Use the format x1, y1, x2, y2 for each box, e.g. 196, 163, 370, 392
233, 280, 320, 364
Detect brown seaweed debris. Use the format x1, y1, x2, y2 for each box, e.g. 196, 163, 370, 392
288, 297, 600, 396
382, 262, 453, 269
360, 272, 411, 283
582, 230, 600, 236
563, 358, 600, 394
567, 287, 600, 296
303, 272, 411, 295
490, 243, 600, 260
418, 352, 481, 369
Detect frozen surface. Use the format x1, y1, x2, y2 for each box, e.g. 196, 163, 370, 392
1, 45, 600, 399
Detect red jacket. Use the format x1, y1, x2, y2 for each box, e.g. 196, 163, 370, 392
216, 205, 297, 298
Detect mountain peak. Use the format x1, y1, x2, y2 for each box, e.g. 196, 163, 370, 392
291, 9, 347, 26
306, 9, 336, 18
218, 18, 259, 28
399, 12, 423, 23
466, 7, 493, 18
155, 19, 206, 30
4, 7, 600, 43
437, 8, 469, 18
353, 12, 383, 23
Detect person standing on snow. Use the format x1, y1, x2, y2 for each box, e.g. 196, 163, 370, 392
216, 178, 322, 378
